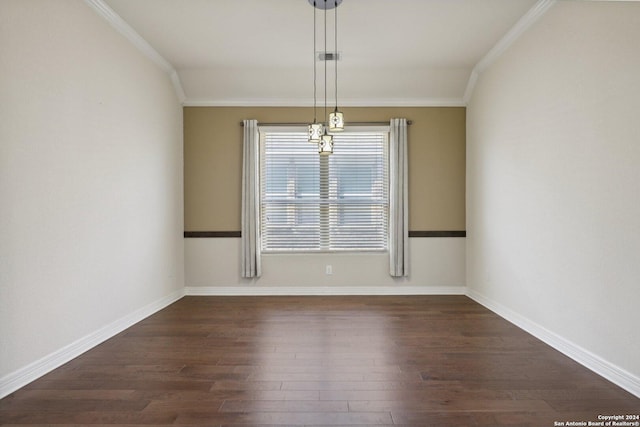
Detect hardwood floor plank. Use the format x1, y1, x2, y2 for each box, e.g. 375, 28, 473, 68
1, 296, 638, 426
233, 364, 402, 375
0, 397, 149, 412
249, 373, 366, 382
0, 410, 178, 425
209, 380, 283, 391
351, 398, 554, 412
544, 397, 640, 412
281, 381, 427, 392
388, 411, 479, 427
219, 400, 348, 413
175, 410, 394, 425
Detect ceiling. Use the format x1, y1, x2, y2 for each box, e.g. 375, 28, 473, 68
102, 0, 539, 106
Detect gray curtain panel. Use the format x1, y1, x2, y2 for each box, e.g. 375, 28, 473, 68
241, 119, 261, 278
389, 118, 409, 277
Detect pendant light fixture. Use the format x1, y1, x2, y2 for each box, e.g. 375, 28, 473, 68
308, 1, 323, 143
319, 2, 333, 155
328, 0, 344, 132
308, 0, 343, 154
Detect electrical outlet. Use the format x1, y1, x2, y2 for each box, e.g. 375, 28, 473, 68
326, 265, 332, 275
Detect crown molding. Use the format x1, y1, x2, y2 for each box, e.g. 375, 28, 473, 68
85, 0, 556, 108
463, 0, 557, 104
83, 0, 186, 103
462, 70, 479, 105
475, 0, 557, 74
169, 70, 186, 103
183, 98, 466, 108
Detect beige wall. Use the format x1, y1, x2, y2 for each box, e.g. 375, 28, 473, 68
0, 0, 183, 384
184, 107, 465, 231
467, 1, 640, 388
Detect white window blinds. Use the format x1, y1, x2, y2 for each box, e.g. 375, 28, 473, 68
260, 128, 389, 252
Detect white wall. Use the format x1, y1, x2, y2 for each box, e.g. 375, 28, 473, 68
185, 238, 465, 293
467, 0, 640, 388
0, 0, 184, 385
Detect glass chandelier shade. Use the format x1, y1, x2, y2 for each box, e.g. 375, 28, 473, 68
309, 123, 324, 142
329, 110, 344, 132
318, 132, 334, 155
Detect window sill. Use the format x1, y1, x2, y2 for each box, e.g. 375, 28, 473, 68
262, 250, 388, 256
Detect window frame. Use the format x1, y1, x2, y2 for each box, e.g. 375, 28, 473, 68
259, 125, 390, 254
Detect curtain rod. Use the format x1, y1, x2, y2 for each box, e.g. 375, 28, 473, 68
240, 120, 412, 127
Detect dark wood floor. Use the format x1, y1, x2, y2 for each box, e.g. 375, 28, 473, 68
1, 296, 638, 426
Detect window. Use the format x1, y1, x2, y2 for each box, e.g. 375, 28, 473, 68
260, 127, 389, 252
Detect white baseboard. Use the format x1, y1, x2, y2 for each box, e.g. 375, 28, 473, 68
0, 288, 185, 399
185, 285, 467, 296
6, 286, 636, 400
466, 289, 640, 399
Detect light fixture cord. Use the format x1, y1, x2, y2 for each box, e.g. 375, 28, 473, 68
313, 1, 317, 123
334, 0, 338, 112
324, 1, 328, 125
